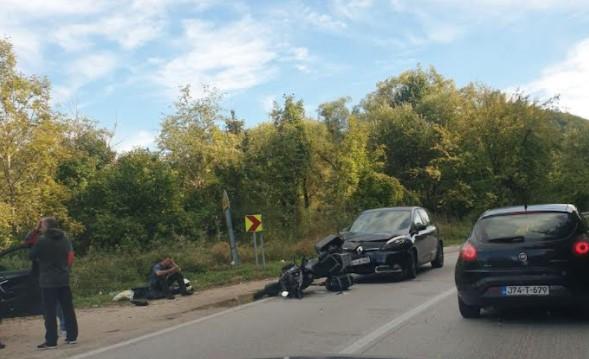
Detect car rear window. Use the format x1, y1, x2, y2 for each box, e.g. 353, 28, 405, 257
475, 212, 577, 243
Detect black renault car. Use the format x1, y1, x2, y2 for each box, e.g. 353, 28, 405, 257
455, 204, 589, 318
316, 207, 444, 279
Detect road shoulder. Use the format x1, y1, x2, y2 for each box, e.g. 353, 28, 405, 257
1, 278, 274, 359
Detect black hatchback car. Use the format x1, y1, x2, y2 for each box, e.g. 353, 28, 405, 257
316, 207, 444, 279
455, 204, 589, 318
0, 245, 42, 317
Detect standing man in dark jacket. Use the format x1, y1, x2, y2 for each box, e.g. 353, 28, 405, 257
25, 221, 67, 337
29, 217, 78, 350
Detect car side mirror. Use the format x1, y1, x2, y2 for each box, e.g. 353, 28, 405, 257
414, 223, 427, 232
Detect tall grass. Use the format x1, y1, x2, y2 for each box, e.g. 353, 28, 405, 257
435, 216, 474, 245
70, 238, 316, 307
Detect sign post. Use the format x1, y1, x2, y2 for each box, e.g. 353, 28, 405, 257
223, 190, 239, 265
245, 214, 265, 268
260, 232, 266, 268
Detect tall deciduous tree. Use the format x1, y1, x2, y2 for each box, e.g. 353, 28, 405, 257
0, 39, 75, 246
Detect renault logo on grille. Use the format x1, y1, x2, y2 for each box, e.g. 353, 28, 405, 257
357, 246, 364, 255
518, 252, 528, 264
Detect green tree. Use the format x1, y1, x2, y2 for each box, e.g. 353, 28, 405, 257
0, 39, 76, 247
158, 85, 243, 237
78, 149, 185, 249
318, 97, 351, 141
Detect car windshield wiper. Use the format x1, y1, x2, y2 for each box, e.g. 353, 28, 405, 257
486, 236, 525, 243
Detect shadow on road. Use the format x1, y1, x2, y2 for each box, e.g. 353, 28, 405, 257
478, 307, 589, 325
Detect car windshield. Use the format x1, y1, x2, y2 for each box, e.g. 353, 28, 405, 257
349, 210, 411, 235
475, 212, 576, 242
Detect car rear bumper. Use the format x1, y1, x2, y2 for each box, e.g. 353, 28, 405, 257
457, 272, 589, 307
346, 250, 410, 274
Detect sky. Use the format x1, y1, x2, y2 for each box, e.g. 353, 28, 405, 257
1, 0, 589, 152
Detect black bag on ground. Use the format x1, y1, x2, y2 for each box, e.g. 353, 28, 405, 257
325, 274, 353, 292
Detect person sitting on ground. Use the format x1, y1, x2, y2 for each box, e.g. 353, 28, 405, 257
149, 257, 191, 299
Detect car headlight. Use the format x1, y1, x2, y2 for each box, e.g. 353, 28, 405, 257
383, 235, 412, 250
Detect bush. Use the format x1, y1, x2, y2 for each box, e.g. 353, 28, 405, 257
209, 241, 231, 264
435, 216, 474, 245
292, 240, 315, 257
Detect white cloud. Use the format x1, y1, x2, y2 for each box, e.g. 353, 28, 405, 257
300, 6, 347, 31
68, 52, 118, 80
519, 38, 589, 119
261, 95, 276, 113
330, 0, 374, 19
0, 28, 43, 72
386, 0, 589, 51
392, 0, 589, 13
52, 52, 119, 104
289, 47, 312, 73
114, 130, 157, 153
292, 47, 310, 62
154, 19, 277, 98
0, 0, 103, 17
50, 0, 169, 51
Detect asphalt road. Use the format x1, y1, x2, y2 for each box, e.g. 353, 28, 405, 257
69, 249, 589, 359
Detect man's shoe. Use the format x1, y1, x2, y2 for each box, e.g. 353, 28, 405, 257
166, 294, 175, 300
65, 339, 77, 345
181, 291, 193, 296
0, 341, 5, 349
37, 342, 57, 350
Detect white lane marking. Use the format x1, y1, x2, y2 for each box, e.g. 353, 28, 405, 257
67, 297, 272, 359
339, 287, 456, 354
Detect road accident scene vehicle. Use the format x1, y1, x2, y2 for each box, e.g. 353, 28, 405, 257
0, 245, 42, 317
455, 204, 589, 318
316, 207, 444, 279
257, 207, 443, 299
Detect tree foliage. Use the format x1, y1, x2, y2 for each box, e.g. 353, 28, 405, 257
2, 39, 589, 250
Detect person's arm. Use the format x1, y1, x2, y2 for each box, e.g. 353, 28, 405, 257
66, 239, 75, 268
23, 222, 42, 247
169, 259, 181, 273
154, 265, 177, 277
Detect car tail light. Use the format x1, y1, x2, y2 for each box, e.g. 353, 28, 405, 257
460, 242, 477, 262
573, 235, 589, 256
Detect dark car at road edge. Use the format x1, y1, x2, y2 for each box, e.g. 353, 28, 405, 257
316, 207, 444, 279
455, 204, 589, 318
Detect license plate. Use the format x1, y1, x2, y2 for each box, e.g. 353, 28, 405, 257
501, 286, 549, 296
351, 257, 371, 266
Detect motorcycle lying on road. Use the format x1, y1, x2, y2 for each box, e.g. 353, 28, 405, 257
254, 248, 354, 300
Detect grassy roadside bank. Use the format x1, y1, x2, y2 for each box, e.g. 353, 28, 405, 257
71, 218, 471, 308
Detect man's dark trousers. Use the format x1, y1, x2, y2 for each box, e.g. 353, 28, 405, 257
42, 287, 78, 345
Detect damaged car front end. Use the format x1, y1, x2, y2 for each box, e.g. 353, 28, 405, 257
342, 233, 414, 275
316, 207, 444, 279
